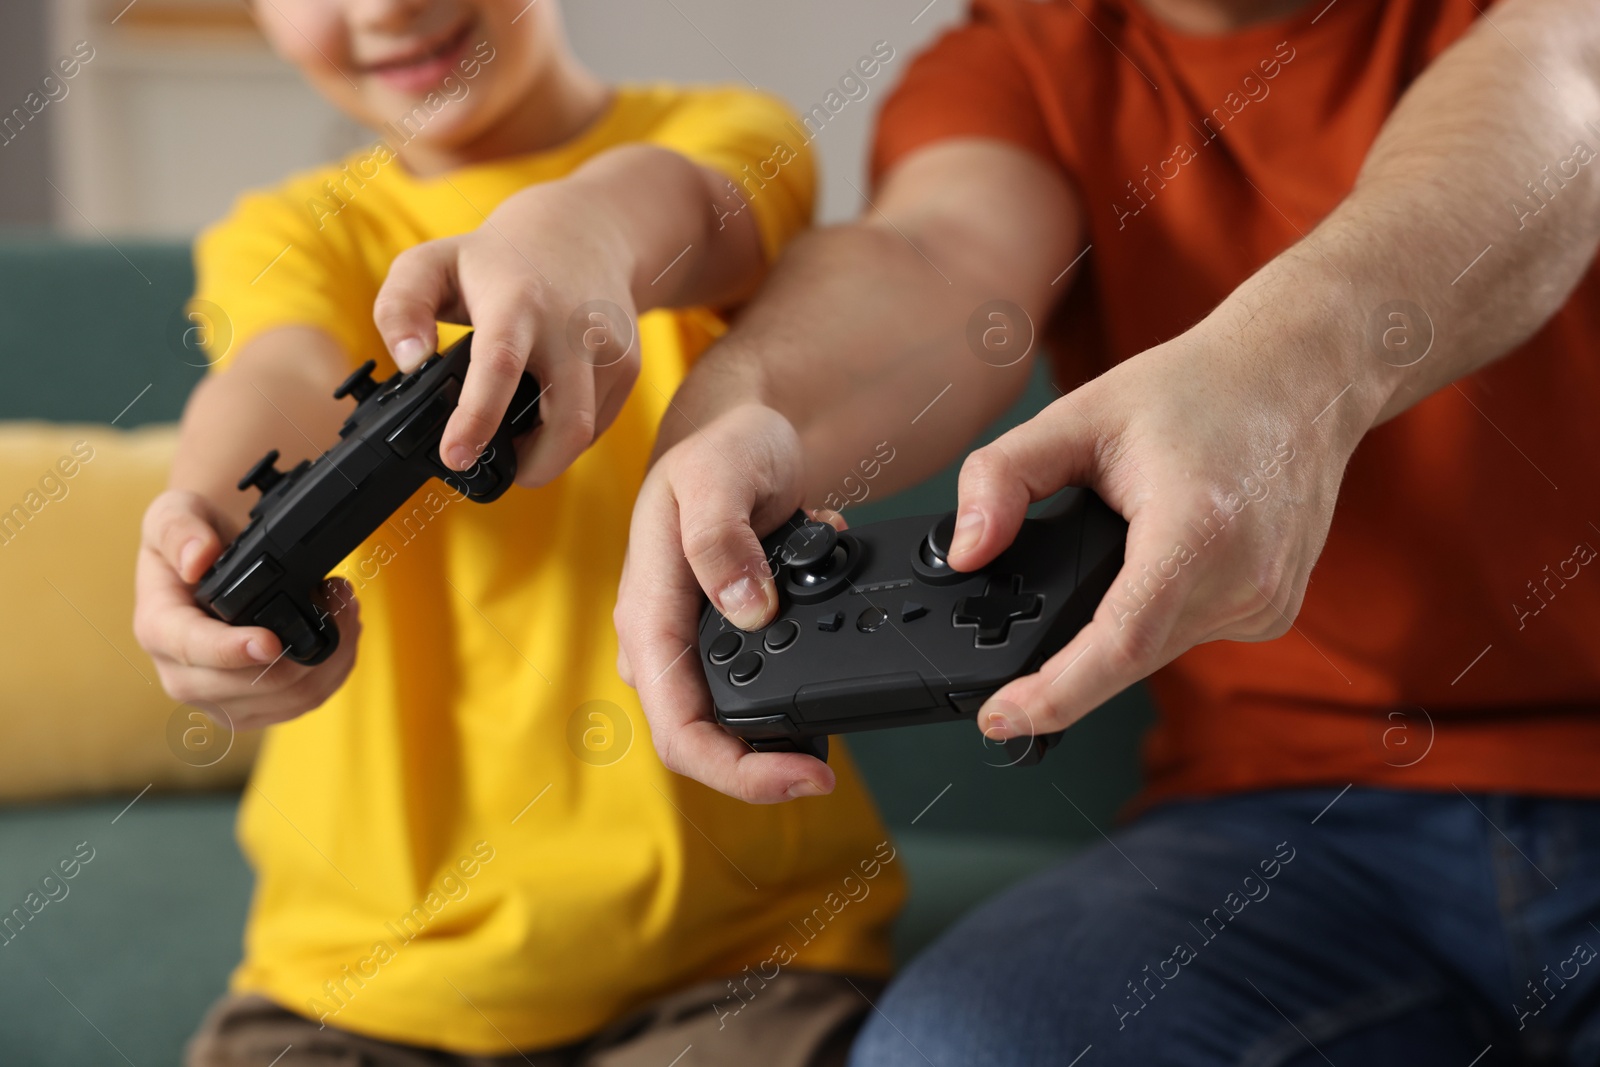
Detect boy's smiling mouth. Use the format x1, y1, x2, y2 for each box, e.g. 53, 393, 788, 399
360, 16, 478, 94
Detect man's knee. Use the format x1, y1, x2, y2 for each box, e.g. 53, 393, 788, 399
848, 945, 1041, 1066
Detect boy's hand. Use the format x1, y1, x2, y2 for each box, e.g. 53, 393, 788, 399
134, 490, 361, 730
373, 184, 642, 488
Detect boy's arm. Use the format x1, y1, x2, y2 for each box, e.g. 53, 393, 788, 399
134, 328, 363, 727
168, 327, 350, 533
374, 144, 767, 488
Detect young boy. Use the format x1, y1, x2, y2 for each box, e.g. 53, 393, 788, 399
131, 2, 902, 1063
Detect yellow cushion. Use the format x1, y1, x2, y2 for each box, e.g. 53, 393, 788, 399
0, 422, 257, 801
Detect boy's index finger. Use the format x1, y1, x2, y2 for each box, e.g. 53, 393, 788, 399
442, 300, 539, 471
375, 241, 461, 370
144, 491, 222, 583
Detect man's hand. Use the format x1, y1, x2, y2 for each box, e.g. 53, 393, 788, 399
134, 490, 361, 731
613, 140, 1080, 801
613, 404, 835, 803
373, 144, 766, 488
969, 0, 1600, 738
956, 320, 1354, 740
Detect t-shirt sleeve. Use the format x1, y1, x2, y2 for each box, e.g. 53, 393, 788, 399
190, 184, 380, 374
644, 89, 816, 263
871, 3, 1056, 188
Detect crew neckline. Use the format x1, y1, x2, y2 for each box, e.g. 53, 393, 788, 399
1114, 0, 1378, 60
385, 85, 636, 189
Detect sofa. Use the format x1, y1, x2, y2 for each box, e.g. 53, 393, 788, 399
0, 238, 1154, 1063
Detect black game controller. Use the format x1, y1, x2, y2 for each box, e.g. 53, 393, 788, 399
697, 489, 1126, 765
195, 334, 541, 665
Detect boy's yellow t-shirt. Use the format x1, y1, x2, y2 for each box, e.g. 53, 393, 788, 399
193, 86, 904, 1054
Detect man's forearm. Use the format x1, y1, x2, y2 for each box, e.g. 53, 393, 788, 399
659, 225, 1029, 501
660, 140, 1080, 506
1204, 0, 1600, 445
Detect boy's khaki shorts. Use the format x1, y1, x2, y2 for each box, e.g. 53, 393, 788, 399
187, 971, 882, 1067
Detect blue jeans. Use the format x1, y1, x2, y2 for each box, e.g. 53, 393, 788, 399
851, 788, 1600, 1066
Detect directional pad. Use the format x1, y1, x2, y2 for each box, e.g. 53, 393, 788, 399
953, 575, 1042, 647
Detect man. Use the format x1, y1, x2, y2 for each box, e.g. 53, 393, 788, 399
610, 0, 1600, 1059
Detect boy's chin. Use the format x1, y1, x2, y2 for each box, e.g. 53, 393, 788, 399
358, 91, 485, 146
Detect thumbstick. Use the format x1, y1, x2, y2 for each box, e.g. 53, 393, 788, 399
333, 359, 379, 403
238, 449, 283, 495
779, 522, 837, 569
923, 512, 958, 567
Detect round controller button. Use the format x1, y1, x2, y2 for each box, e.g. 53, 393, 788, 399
794, 545, 849, 587
728, 650, 764, 685
779, 522, 837, 569
708, 631, 743, 664
857, 607, 889, 633
923, 512, 957, 567
764, 619, 800, 652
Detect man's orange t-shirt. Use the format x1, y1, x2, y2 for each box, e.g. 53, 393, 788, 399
873, 0, 1600, 806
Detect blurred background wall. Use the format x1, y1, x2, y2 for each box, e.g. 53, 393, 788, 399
0, 0, 964, 238
0, 0, 56, 227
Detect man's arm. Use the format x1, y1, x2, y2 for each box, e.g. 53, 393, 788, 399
904, 0, 1600, 742
373, 145, 770, 487
619, 0, 1600, 804
1218, 0, 1600, 443
654, 139, 1081, 491
615, 141, 1082, 802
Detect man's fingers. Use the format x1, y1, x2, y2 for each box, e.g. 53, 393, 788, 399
673, 409, 804, 631
977, 510, 1195, 737
949, 393, 1105, 571
620, 483, 736, 716
515, 355, 597, 487
620, 482, 833, 803
810, 507, 848, 532
979, 605, 1167, 741
441, 295, 539, 471
665, 720, 836, 805
374, 241, 457, 369
675, 476, 777, 633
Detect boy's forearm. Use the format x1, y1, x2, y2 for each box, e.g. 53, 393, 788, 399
562, 144, 768, 314
169, 327, 350, 537
1201, 0, 1600, 450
